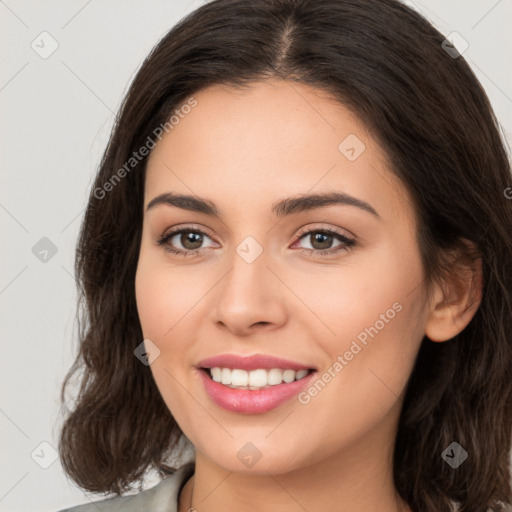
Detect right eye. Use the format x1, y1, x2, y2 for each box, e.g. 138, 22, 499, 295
157, 226, 217, 256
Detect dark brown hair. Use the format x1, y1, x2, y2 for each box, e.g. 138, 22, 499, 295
58, 1, 512, 510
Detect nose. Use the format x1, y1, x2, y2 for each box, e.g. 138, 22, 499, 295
211, 245, 288, 336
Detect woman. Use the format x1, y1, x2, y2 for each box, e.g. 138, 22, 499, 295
57, 0, 512, 511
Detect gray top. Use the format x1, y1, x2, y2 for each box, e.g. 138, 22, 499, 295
57, 462, 195, 512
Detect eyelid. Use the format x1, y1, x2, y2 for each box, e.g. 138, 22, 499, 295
159, 223, 354, 242
159, 223, 217, 241
294, 223, 355, 240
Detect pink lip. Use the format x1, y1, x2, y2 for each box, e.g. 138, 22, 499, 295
198, 368, 317, 414
196, 353, 315, 371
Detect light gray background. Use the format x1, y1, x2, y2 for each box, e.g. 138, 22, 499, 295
1, 1, 511, 511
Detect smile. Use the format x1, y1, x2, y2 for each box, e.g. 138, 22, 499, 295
197, 367, 317, 414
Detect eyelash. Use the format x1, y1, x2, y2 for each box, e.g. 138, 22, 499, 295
156, 224, 356, 257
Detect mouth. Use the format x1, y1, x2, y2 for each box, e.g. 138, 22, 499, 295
197, 364, 318, 414
200, 366, 316, 390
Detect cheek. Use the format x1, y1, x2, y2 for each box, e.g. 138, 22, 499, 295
291, 296, 424, 456
135, 249, 210, 340
135, 252, 202, 427
135, 257, 169, 338
301, 258, 424, 403
289, 242, 425, 412
287, 244, 423, 347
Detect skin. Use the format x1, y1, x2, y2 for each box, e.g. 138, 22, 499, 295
135, 78, 482, 512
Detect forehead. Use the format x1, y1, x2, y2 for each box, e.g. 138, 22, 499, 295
144, 79, 413, 224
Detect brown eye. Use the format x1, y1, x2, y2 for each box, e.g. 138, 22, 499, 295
176, 231, 203, 250
309, 232, 335, 250
157, 228, 216, 256
294, 227, 356, 255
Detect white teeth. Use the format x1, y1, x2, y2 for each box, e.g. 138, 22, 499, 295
295, 369, 308, 380
231, 369, 248, 387
267, 368, 283, 385
207, 367, 311, 389
221, 368, 231, 385
282, 369, 296, 383
248, 369, 267, 387
211, 367, 222, 382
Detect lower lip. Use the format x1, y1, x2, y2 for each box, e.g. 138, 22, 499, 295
198, 368, 317, 414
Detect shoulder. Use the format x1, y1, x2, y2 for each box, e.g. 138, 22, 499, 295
56, 462, 195, 512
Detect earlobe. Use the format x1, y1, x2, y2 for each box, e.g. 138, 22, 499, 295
424, 242, 483, 343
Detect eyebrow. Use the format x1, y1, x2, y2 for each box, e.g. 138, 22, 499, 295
146, 191, 380, 218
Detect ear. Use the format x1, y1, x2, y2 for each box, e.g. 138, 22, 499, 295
424, 239, 483, 343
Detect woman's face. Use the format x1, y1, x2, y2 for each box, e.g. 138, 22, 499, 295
135, 78, 430, 474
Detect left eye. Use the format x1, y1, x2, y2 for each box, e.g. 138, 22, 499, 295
292, 228, 356, 254
294, 229, 355, 253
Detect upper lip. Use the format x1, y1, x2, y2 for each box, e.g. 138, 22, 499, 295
197, 353, 316, 371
